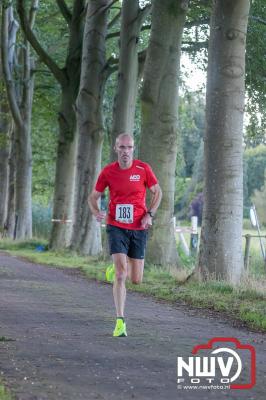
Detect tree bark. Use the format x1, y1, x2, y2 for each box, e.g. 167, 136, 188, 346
17, 0, 84, 248
6, 125, 16, 237
1, 2, 35, 239
198, 0, 250, 284
14, 123, 33, 238
0, 76, 10, 228
139, 0, 188, 267
0, 15, 16, 236
109, 0, 150, 161
70, 0, 110, 255
0, 15, 9, 227
49, 0, 84, 249
49, 84, 79, 249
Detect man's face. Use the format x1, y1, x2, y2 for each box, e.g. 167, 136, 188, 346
115, 136, 134, 166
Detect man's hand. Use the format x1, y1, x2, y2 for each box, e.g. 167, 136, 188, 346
88, 189, 106, 223
95, 210, 106, 223
141, 213, 153, 229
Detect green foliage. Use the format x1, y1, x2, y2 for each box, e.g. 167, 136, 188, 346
0, 81, 10, 149
246, 0, 266, 143
33, 1, 70, 68
32, 203, 52, 239
174, 177, 190, 213
243, 145, 266, 207
0, 133, 8, 148
174, 92, 205, 217
251, 183, 266, 225
176, 242, 195, 270
184, 0, 265, 145
31, 85, 58, 205
29, 1, 69, 205
179, 93, 204, 177
0, 238, 47, 251
182, 0, 210, 70
187, 0, 211, 22
0, 384, 13, 400
177, 144, 204, 219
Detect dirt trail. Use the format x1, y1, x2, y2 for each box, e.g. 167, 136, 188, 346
0, 252, 265, 400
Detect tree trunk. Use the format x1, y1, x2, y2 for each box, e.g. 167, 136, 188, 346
0, 82, 10, 228
49, 85, 78, 249
109, 0, 149, 161
5, 125, 16, 237
49, 0, 84, 250
14, 28, 35, 239
17, 0, 84, 247
0, 5, 17, 231
1, 3, 35, 239
70, 0, 110, 255
14, 123, 32, 238
139, 0, 188, 267
198, 0, 250, 284
0, 138, 9, 229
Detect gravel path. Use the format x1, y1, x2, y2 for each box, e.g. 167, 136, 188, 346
0, 252, 265, 400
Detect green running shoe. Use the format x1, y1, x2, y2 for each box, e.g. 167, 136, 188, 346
105, 264, 115, 283
113, 319, 127, 337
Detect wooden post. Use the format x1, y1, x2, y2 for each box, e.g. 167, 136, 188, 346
244, 234, 251, 272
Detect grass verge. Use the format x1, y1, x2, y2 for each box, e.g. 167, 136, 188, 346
0, 384, 13, 400
0, 239, 266, 332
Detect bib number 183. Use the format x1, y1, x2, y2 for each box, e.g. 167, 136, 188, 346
115, 204, 133, 224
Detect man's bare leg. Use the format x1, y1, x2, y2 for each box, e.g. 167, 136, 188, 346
112, 253, 128, 317
127, 257, 144, 284
126, 257, 132, 281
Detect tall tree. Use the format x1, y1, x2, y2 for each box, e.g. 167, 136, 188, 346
1, 1, 38, 239
109, 0, 150, 161
0, 66, 10, 229
70, 0, 111, 255
1, 14, 16, 236
17, 0, 84, 248
198, 0, 250, 283
5, 125, 16, 237
139, 0, 189, 266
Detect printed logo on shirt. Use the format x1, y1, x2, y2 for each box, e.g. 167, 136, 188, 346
130, 174, 140, 182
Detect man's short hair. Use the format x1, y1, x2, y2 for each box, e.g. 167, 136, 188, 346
115, 133, 134, 145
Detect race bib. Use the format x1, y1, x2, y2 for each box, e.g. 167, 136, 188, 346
115, 204, 134, 224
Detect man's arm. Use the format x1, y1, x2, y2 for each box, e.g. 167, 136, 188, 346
88, 189, 106, 222
141, 183, 162, 229
147, 183, 162, 216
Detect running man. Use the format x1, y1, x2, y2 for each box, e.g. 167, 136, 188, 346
88, 133, 162, 337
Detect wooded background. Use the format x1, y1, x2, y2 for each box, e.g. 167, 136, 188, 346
0, 0, 265, 284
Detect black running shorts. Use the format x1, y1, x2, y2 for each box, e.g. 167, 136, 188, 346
106, 224, 148, 259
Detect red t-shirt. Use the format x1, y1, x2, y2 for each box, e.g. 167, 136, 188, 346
95, 159, 158, 230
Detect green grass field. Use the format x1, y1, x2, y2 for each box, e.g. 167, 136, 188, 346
241, 228, 266, 277
176, 223, 266, 277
